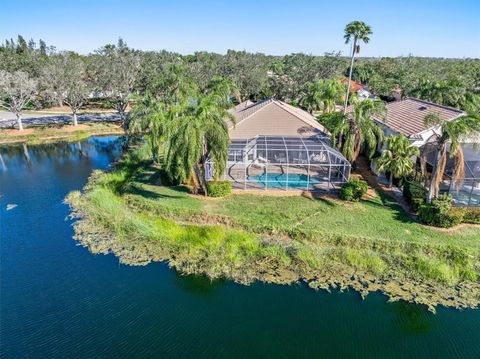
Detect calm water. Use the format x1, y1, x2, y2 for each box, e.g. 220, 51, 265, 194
1, 136, 479, 358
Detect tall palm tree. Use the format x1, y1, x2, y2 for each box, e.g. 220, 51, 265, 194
342, 21, 372, 116
422, 112, 480, 202
375, 135, 420, 187
204, 76, 240, 106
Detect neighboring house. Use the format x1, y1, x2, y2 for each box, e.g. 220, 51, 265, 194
369, 97, 479, 207
206, 98, 351, 191
372, 97, 465, 148
341, 79, 375, 101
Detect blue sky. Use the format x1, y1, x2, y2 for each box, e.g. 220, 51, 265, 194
1, 0, 479, 57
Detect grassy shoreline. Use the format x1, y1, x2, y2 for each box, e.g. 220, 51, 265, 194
66, 149, 480, 312
0, 122, 124, 145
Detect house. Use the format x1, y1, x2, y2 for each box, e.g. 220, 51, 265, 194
227, 98, 329, 139
369, 97, 479, 207
206, 98, 351, 191
372, 97, 465, 147
341, 79, 375, 101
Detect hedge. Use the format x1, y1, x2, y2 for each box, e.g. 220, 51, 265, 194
206, 181, 232, 197
403, 180, 427, 211
340, 178, 368, 202
450, 207, 480, 225
418, 195, 463, 228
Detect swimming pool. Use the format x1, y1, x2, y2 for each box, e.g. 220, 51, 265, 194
247, 173, 321, 188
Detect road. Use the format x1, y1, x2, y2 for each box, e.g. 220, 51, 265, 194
0, 111, 121, 129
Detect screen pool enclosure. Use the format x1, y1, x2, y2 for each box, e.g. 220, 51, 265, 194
206, 135, 351, 191
421, 142, 480, 207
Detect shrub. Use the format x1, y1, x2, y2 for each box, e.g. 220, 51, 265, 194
463, 208, 480, 224
418, 195, 463, 228
403, 180, 426, 211
340, 178, 368, 201
206, 181, 232, 197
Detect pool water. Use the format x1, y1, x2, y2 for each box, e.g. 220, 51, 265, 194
247, 173, 321, 188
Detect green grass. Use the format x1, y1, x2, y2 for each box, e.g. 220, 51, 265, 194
121, 168, 480, 250
66, 157, 480, 309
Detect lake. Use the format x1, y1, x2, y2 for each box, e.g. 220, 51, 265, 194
1, 136, 479, 358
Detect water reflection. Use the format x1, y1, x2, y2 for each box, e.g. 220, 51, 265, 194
0, 136, 125, 171
392, 301, 435, 335
173, 271, 227, 298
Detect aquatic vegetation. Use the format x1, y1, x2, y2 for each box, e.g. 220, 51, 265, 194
66, 156, 480, 312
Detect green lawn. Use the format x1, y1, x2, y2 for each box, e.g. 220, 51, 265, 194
126, 167, 480, 251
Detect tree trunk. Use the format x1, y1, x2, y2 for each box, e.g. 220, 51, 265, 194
117, 101, 127, 122
338, 37, 357, 148
72, 112, 78, 126
389, 172, 393, 188
342, 37, 357, 116
427, 144, 444, 203
193, 163, 208, 196
16, 112, 24, 131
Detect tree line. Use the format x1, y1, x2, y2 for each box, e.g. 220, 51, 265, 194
1, 28, 480, 203
1, 35, 479, 128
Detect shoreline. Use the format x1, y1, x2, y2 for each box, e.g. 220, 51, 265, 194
65, 157, 480, 313
0, 122, 125, 145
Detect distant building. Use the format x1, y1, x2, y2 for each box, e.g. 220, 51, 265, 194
341, 79, 375, 101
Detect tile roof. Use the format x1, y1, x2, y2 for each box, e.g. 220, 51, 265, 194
378, 98, 464, 137
227, 98, 328, 139
341, 79, 364, 92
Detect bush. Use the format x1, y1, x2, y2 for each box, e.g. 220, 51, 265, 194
206, 181, 232, 197
418, 195, 463, 228
455, 208, 480, 224
340, 178, 368, 201
403, 180, 427, 211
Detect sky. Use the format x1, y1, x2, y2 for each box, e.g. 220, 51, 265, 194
1, 0, 479, 58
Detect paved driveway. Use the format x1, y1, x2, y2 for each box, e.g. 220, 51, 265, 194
0, 111, 121, 129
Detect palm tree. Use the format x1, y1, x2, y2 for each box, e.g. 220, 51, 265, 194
164, 90, 234, 193
204, 76, 240, 105
320, 99, 386, 163
319, 79, 346, 113
342, 21, 372, 116
300, 79, 345, 114
126, 92, 167, 163
375, 135, 420, 187
300, 81, 323, 114
422, 112, 480, 202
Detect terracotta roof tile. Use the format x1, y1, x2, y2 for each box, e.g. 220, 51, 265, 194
227, 98, 327, 139
378, 98, 464, 136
